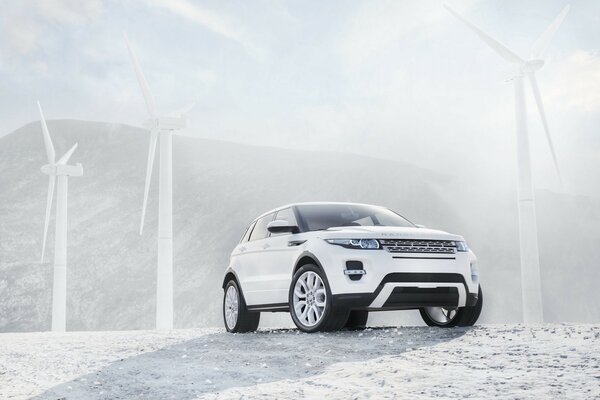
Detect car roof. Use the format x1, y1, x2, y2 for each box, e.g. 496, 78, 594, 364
253, 202, 383, 221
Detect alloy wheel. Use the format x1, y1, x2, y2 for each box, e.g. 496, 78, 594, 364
424, 307, 458, 325
224, 284, 239, 330
293, 271, 327, 327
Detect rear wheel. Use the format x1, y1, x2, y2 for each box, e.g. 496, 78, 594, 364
289, 264, 348, 333
419, 286, 483, 327
223, 280, 260, 333
344, 310, 368, 330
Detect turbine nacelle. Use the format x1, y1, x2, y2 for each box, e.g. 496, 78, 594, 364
125, 34, 195, 238
445, 3, 568, 184
506, 60, 544, 80
445, 4, 570, 323
521, 59, 545, 74
37, 101, 83, 272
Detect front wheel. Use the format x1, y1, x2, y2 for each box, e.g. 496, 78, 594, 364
419, 286, 483, 327
223, 280, 260, 333
289, 264, 348, 333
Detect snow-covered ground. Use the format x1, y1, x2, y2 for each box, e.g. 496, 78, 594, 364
1, 324, 599, 399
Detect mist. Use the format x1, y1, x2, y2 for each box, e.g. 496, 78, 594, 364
1, 0, 600, 332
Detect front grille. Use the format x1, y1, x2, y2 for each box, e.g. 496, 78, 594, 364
379, 239, 457, 254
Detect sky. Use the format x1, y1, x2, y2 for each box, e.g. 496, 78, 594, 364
1, 0, 599, 196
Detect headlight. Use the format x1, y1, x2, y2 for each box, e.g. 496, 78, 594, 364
456, 241, 469, 252
326, 239, 380, 249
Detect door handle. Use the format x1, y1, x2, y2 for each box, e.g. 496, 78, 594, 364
262, 243, 270, 250
239, 246, 246, 253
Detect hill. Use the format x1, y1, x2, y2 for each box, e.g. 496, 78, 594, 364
0, 120, 599, 331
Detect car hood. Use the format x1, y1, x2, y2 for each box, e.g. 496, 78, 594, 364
314, 226, 463, 241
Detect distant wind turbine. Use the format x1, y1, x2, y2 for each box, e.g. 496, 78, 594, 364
445, 4, 570, 323
124, 34, 194, 330
38, 102, 83, 332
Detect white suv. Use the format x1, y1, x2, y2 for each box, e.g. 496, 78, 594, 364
222, 202, 482, 333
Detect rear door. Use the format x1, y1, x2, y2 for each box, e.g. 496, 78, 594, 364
235, 212, 276, 305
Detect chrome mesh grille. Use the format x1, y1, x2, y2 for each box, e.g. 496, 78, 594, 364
380, 239, 457, 254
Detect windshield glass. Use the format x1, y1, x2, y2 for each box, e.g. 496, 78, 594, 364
295, 204, 414, 232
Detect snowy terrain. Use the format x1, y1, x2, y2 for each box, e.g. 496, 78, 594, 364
1, 324, 598, 399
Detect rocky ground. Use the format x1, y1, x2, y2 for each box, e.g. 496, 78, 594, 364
1, 324, 599, 399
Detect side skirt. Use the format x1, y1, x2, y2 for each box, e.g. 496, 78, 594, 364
246, 303, 289, 312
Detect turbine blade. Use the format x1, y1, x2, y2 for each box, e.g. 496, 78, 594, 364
56, 143, 78, 165
527, 72, 562, 183
444, 4, 525, 65
166, 102, 196, 118
41, 175, 56, 263
530, 5, 570, 59
37, 102, 55, 164
140, 129, 159, 235
124, 33, 158, 118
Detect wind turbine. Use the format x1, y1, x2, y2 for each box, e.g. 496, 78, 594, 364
124, 34, 194, 330
38, 102, 83, 332
445, 4, 570, 323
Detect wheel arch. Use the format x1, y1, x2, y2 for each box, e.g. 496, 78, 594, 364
222, 268, 240, 289
293, 251, 324, 276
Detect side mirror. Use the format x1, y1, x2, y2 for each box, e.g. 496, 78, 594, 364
267, 220, 299, 234
415, 224, 426, 229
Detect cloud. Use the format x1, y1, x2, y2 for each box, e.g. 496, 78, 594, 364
143, 0, 256, 55
0, 16, 39, 58
544, 50, 600, 112
36, 0, 105, 24
337, 1, 479, 74
0, 0, 105, 60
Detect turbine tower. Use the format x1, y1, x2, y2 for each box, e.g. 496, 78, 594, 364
38, 102, 83, 332
124, 34, 194, 330
445, 5, 570, 323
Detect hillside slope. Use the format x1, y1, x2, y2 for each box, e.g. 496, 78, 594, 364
1, 120, 599, 331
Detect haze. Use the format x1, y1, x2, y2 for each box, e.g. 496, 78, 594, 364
1, 0, 599, 196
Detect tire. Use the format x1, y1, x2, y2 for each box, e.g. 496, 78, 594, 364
223, 280, 260, 333
289, 264, 349, 333
456, 285, 483, 326
419, 285, 483, 328
344, 310, 369, 330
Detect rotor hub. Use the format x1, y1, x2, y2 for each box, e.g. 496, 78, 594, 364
523, 59, 545, 73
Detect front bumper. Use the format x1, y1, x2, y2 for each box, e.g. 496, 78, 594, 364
333, 272, 479, 310
312, 240, 479, 310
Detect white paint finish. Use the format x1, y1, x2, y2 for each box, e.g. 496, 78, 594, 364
514, 76, 544, 323
157, 131, 173, 330
37, 102, 83, 332
40, 175, 55, 264
51, 176, 68, 332
445, 5, 570, 323
226, 202, 478, 311
125, 35, 194, 330
139, 129, 158, 235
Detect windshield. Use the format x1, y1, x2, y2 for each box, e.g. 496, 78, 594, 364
295, 204, 414, 232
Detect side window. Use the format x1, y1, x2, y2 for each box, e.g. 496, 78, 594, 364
275, 208, 298, 226
248, 213, 274, 241
240, 221, 256, 243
